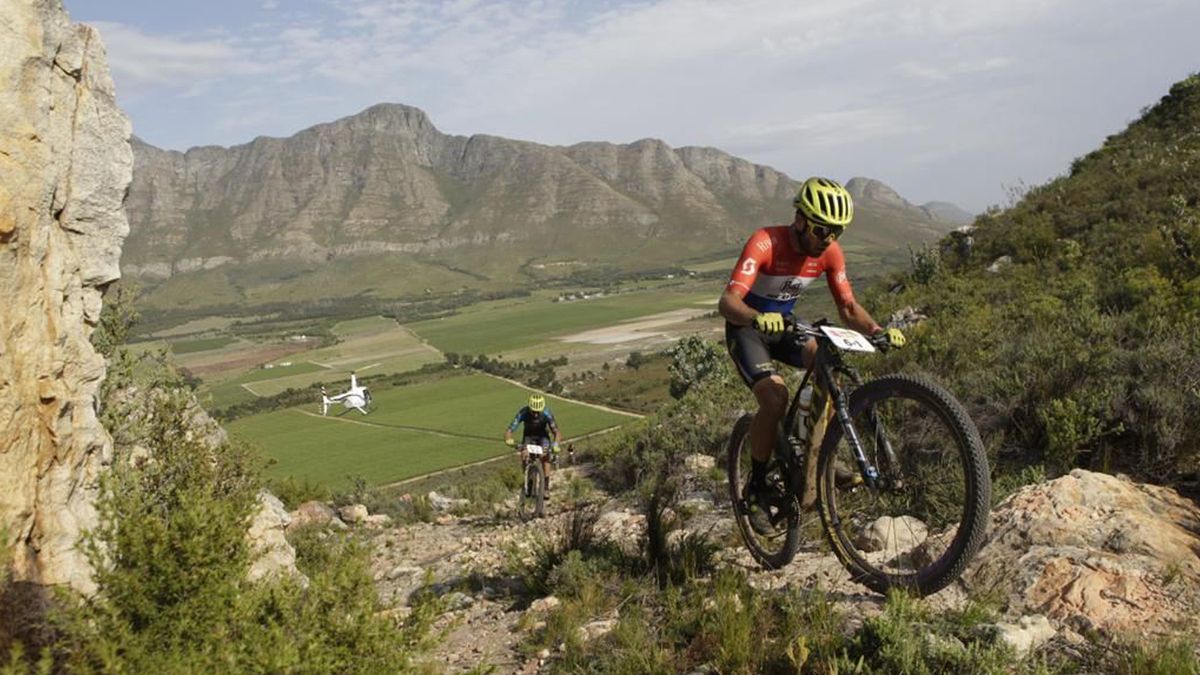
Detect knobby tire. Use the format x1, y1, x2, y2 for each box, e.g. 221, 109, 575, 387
520, 461, 546, 521
817, 373, 991, 596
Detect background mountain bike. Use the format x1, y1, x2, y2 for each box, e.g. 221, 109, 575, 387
726, 319, 991, 596
518, 443, 547, 520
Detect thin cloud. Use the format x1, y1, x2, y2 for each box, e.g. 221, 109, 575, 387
91, 21, 251, 92
728, 109, 917, 149
895, 57, 1016, 82
79, 0, 1200, 210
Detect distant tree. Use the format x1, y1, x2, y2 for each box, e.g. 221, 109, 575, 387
626, 351, 646, 370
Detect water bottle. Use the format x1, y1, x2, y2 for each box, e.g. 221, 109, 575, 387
796, 386, 814, 442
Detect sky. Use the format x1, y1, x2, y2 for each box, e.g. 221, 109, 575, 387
69, 0, 1200, 213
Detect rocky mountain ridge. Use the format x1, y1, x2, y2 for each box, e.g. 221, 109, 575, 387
123, 104, 968, 282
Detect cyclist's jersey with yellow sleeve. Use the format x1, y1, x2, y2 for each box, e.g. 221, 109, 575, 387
724, 226, 858, 386
726, 226, 856, 313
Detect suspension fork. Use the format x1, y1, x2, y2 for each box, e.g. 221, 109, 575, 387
862, 403, 902, 489
820, 362, 882, 490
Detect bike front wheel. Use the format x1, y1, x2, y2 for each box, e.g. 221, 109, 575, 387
519, 461, 546, 521
817, 374, 991, 596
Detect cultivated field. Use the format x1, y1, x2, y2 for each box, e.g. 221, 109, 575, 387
197, 316, 441, 409
227, 372, 633, 488
146, 279, 728, 484
407, 287, 712, 355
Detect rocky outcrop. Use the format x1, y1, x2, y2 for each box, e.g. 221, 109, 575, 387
965, 470, 1200, 637
0, 1, 131, 593
246, 492, 303, 584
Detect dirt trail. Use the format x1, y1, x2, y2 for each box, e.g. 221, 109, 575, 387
364, 460, 961, 673
370, 464, 605, 673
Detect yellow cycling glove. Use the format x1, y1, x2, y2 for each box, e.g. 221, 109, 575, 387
752, 312, 785, 335
882, 327, 906, 348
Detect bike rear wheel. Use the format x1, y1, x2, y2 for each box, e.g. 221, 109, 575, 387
519, 461, 546, 521
817, 374, 990, 596
727, 413, 802, 569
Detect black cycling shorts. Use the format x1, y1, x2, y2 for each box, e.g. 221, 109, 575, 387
725, 322, 808, 388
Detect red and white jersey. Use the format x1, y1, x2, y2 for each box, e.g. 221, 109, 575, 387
726, 226, 856, 314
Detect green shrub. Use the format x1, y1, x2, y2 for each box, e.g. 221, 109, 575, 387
267, 475, 332, 509
50, 388, 435, 673
909, 243, 943, 284
838, 591, 1019, 674
1117, 636, 1200, 675
667, 335, 727, 399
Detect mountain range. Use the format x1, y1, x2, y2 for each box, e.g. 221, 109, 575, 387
122, 103, 970, 307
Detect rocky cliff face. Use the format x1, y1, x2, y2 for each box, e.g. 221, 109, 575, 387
0, 0, 132, 593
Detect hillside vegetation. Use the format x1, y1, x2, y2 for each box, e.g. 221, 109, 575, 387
869, 73, 1200, 485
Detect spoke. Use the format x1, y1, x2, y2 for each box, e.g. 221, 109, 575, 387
828, 392, 968, 578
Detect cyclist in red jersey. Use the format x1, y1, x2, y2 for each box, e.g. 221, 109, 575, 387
718, 176, 906, 533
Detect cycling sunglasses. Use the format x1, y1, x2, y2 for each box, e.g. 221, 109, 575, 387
810, 224, 845, 241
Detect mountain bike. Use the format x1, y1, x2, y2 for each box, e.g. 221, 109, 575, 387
726, 319, 991, 596
518, 443, 548, 521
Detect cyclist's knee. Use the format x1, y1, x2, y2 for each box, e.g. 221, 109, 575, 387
752, 376, 788, 417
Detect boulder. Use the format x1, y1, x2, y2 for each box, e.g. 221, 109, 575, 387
964, 470, 1200, 637
853, 515, 928, 553
246, 491, 304, 583
594, 510, 646, 555
989, 614, 1056, 657
338, 504, 369, 524
528, 596, 561, 613
428, 491, 469, 512
364, 514, 393, 528
289, 501, 338, 531
986, 256, 1013, 273
683, 454, 716, 475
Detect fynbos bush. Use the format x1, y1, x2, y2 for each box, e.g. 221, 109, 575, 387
668, 335, 726, 399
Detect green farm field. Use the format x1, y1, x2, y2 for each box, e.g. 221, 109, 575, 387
226, 373, 634, 488
407, 288, 711, 355
198, 316, 441, 409
170, 336, 237, 354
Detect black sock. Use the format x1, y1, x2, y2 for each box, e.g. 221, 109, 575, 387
750, 458, 768, 487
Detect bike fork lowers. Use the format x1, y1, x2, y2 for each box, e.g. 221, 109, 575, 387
823, 365, 882, 490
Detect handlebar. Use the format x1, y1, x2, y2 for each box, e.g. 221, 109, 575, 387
779, 315, 897, 352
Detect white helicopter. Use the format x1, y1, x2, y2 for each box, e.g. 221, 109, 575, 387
320, 372, 373, 416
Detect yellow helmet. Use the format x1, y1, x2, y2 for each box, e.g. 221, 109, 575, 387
528, 394, 546, 412
793, 177, 854, 227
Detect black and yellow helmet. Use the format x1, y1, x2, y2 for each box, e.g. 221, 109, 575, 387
528, 394, 546, 412
793, 177, 854, 227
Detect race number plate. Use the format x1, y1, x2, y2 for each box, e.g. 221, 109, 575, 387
819, 326, 876, 352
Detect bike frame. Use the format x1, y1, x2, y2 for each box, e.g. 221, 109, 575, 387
774, 322, 898, 503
